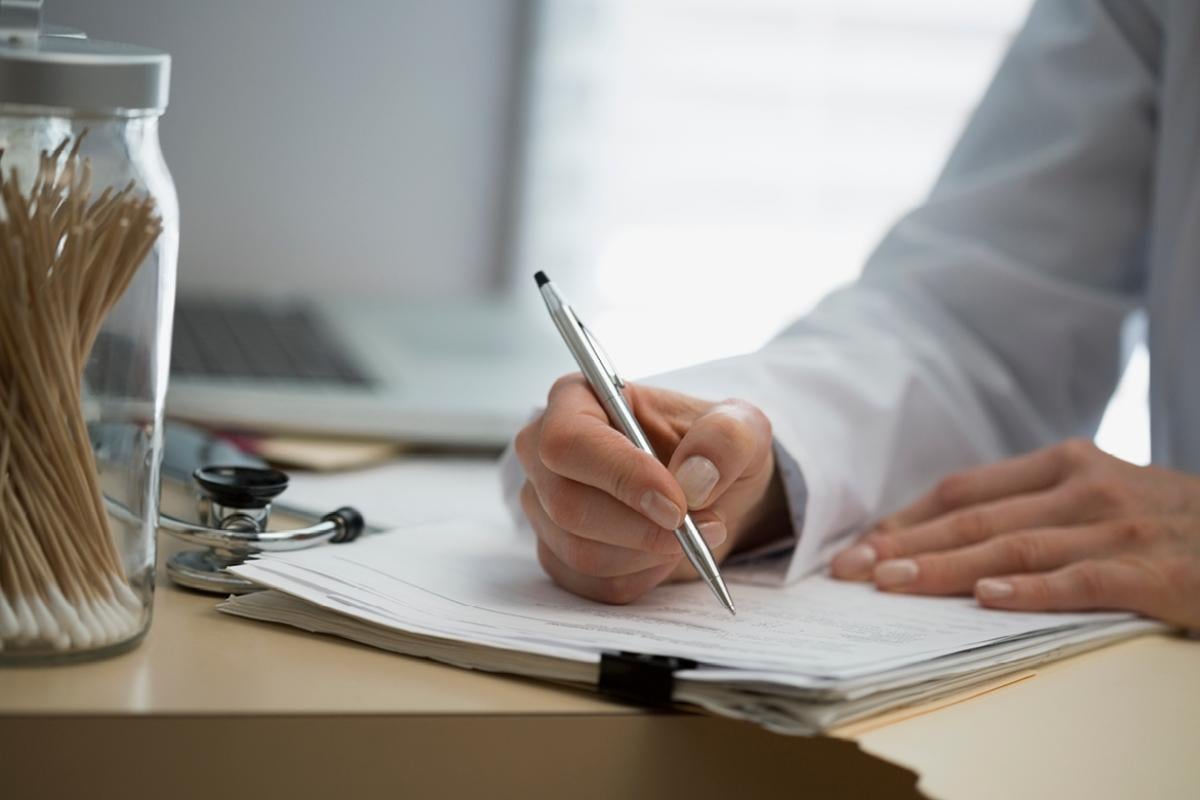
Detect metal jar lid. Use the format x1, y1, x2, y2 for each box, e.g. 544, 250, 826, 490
0, 0, 170, 115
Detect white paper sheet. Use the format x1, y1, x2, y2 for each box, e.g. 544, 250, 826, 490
231, 519, 1134, 682
284, 458, 507, 530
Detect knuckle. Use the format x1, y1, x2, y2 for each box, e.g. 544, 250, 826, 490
596, 576, 640, 605
723, 398, 772, 438
1115, 518, 1160, 547
1059, 438, 1099, 469
560, 535, 602, 576
608, 459, 640, 506
872, 517, 900, 534
543, 486, 587, 532
705, 407, 752, 452
1071, 563, 1110, 605
549, 372, 584, 397
1149, 552, 1193, 589
933, 474, 971, 510
513, 422, 537, 466
1083, 478, 1132, 512
908, 556, 954, 592
862, 531, 898, 560
1021, 576, 1051, 606
537, 419, 579, 473
949, 508, 993, 544
518, 481, 540, 520
1002, 534, 1044, 573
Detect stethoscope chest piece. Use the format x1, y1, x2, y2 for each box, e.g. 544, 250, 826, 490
167, 548, 265, 595
162, 465, 364, 594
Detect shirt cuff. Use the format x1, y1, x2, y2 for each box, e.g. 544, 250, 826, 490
722, 439, 807, 584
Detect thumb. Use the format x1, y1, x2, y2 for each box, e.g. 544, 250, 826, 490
667, 399, 772, 511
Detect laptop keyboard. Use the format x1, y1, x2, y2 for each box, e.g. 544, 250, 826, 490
171, 300, 376, 386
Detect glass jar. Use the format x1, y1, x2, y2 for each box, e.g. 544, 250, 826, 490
0, 4, 176, 662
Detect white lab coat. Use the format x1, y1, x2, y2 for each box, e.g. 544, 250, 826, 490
503, 0, 1199, 584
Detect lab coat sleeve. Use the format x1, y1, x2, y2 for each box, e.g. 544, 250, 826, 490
498, 0, 1158, 585
639, 0, 1158, 583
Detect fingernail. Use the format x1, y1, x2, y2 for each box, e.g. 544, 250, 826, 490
698, 521, 727, 548
640, 490, 683, 530
835, 544, 877, 577
976, 578, 1014, 600
875, 559, 919, 588
675, 456, 720, 508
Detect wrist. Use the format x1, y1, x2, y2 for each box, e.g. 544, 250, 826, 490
730, 461, 791, 556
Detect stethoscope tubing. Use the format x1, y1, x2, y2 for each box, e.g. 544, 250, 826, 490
103, 494, 350, 555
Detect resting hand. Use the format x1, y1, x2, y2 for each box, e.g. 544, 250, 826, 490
514, 374, 784, 604
831, 439, 1200, 628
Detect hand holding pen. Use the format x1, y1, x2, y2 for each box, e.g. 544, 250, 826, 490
514, 272, 788, 611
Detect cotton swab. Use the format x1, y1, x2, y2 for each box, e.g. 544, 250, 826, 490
0, 133, 162, 657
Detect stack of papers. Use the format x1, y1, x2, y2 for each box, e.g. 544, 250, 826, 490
220, 521, 1163, 734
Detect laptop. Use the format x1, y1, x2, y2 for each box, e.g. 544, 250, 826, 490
156, 2, 567, 447
166, 293, 570, 448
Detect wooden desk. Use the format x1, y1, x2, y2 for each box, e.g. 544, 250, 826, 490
2, 469, 1197, 799
849, 634, 1199, 799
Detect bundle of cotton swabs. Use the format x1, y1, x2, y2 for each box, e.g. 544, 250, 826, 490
0, 134, 162, 653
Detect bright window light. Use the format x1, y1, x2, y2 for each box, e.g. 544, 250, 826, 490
513, 0, 1149, 464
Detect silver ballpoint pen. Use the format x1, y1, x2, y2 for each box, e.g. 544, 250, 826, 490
534, 271, 736, 615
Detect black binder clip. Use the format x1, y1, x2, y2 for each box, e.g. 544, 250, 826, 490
597, 651, 698, 707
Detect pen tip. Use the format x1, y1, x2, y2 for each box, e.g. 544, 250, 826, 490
534, 271, 550, 288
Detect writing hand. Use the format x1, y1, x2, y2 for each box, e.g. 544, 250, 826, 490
514, 374, 783, 604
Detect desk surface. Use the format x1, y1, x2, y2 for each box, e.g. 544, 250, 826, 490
2, 463, 1198, 800
0, 481, 625, 718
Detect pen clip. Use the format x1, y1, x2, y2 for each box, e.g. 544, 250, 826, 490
569, 307, 625, 389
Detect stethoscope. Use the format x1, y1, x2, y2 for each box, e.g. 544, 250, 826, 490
109, 465, 365, 594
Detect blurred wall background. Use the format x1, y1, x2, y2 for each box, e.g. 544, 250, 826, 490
48, 0, 1147, 462
48, 0, 528, 297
